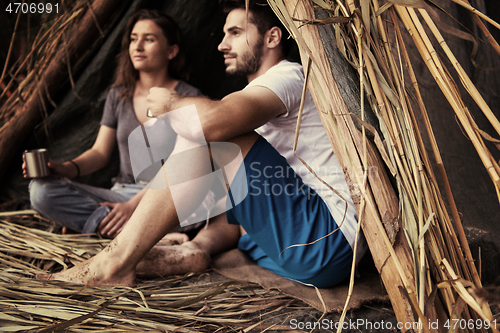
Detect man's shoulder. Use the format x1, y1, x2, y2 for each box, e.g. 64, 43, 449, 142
250, 60, 304, 89
267, 60, 303, 78
245, 60, 307, 118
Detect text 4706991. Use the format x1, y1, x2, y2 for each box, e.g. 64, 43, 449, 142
6, 2, 58, 14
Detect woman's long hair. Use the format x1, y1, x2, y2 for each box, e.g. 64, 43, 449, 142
112, 9, 187, 101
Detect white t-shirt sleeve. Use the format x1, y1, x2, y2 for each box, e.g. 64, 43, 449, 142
245, 61, 305, 118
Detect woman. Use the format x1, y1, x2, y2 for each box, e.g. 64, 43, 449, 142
24, 9, 212, 238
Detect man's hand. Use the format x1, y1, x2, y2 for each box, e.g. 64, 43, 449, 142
97, 200, 137, 238
147, 87, 180, 117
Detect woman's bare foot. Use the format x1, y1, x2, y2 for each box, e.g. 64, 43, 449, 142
36, 246, 136, 287
157, 232, 189, 246
136, 241, 210, 278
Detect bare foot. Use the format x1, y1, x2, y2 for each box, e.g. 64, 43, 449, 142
136, 241, 210, 278
157, 232, 189, 246
36, 237, 209, 284
36, 246, 136, 287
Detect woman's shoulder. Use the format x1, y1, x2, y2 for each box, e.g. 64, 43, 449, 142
175, 80, 203, 97
102, 86, 132, 121
107, 86, 128, 98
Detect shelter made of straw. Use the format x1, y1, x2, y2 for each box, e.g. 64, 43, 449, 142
1, 0, 500, 332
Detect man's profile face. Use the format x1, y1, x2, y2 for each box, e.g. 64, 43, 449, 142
218, 9, 264, 76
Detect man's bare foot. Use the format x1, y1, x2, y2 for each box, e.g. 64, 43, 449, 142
137, 241, 210, 278
157, 232, 189, 246
36, 246, 136, 287
36, 237, 209, 284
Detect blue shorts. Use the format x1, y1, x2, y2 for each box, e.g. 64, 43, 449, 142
226, 136, 353, 288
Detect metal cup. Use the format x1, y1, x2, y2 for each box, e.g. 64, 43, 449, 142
23, 149, 50, 178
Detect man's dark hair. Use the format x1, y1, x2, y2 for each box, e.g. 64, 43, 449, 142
221, 0, 293, 56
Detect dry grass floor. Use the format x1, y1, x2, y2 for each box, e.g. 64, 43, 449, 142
0, 211, 403, 333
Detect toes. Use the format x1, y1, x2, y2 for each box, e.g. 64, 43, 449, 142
158, 232, 190, 246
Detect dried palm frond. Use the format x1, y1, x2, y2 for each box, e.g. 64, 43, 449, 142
0, 1, 87, 120
0, 217, 303, 332
268, 0, 500, 331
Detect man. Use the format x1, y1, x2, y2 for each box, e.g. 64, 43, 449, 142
39, 0, 364, 288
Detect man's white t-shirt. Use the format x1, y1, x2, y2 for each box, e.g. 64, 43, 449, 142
246, 60, 362, 251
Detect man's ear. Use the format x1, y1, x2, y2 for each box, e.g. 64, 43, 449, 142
266, 26, 282, 49
168, 44, 180, 60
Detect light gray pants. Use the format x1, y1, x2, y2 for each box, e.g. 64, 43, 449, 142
29, 177, 145, 233
29, 177, 214, 234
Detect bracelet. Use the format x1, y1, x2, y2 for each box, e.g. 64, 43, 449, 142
69, 160, 80, 177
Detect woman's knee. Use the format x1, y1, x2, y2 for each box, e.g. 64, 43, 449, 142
29, 178, 63, 212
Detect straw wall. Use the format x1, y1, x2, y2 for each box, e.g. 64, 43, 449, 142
270, 0, 499, 331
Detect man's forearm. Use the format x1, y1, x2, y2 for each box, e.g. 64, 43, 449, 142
165, 95, 217, 143
148, 86, 279, 143
148, 87, 220, 143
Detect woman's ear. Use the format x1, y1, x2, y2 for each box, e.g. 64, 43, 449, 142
266, 26, 282, 49
168, 44, 180, 60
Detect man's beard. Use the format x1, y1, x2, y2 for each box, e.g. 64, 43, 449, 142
226, 37, 264, 76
